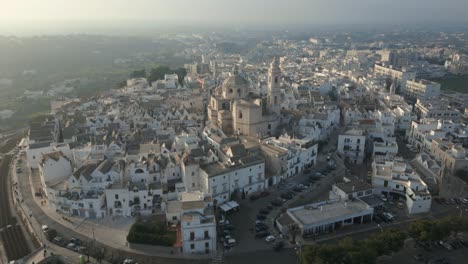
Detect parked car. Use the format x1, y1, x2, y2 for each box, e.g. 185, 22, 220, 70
280, 192, 294, 200
265, 235, 275, 243
255, 230, 270, 239
52, 236, 66, 246
259, 208, 270, 215
271, 199, 284, 207
66, 242, 79, 251
41, 225, 49, 232
70, 237, 81, 246
380, 195, 388, 202
219, 219, 230, 226
273, 241, 285, 252
260, 191, 270, 197
256, 214, 266, 221
224, 238, 237, 248
439, 241, 453, 251
250, 194, 260, 201
292, 187, 303, 193
255, 225, 268, 232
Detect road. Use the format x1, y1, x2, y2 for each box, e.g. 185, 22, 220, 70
0, 138, 32, 263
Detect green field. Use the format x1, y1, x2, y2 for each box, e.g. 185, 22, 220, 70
431, 74, 468, 93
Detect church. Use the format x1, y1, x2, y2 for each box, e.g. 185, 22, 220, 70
207, 57, 283, 138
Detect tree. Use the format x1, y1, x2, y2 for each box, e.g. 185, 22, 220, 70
288, 223, 301, 244
130, 69, 146, 79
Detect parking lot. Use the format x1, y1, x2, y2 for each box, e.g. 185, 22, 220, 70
217, 155, 345, 255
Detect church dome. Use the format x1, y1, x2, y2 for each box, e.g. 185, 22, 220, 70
221, 74, 249, 100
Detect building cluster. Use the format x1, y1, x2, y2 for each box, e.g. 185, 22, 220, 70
22, 32, 468, 253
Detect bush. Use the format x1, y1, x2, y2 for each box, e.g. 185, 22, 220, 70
45, 228, 58, 241
126, 222, 176, 247
300, 229, 406, 264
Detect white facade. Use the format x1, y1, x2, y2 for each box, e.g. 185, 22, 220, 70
406, 79, 441, 100
337, 129, 366, 165
199, 157, 265, 205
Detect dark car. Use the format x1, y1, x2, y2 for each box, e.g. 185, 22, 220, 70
250, 194, 260, 201
271, 199, 284, 207
260, 191, 270, 197
223, 224, 235, 231
281, 192, 293, 200
255, 230, 270, 239
293, 187, 303, 193
267, 204, 274, 210
259, 208, 270, 215
256, 222, 268, 228
256, 214, 267, 220
255, 225, 268, 232
273, 241, 285, 252
70, 237, 81, 246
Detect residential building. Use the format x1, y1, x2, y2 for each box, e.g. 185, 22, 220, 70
337, 128, 366, 164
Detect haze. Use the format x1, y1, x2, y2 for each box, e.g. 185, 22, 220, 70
1, 0, 468, 35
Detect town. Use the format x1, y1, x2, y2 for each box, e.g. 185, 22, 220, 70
1, 12, 468, 264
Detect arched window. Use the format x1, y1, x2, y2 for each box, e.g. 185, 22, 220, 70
135, 168, 144, 174
274, 76, 278, 83
238, 111, 243, 119
229, 88, 233, 93
237, 89, 241, 95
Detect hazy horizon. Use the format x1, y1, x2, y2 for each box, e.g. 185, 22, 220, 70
1, 0, 468, 36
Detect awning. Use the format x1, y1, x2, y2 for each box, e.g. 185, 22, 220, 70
227, 201, 239, 210
219, 203, 232, 212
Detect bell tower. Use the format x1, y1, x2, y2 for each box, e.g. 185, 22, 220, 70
268, 56, 282, 114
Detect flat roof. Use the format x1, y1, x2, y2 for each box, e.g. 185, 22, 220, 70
335, 180, 373, 194
289, 199, 372, 227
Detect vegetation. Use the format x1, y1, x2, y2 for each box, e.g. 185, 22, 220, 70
127, 221, 176, 247
45, 228, 58, 241
430, 74, 468, 93
147, 66, 187, 85
408, 216, 468, 242
300, 229, 406, 264
288, 223, 301, 244
130, 69, 147, 79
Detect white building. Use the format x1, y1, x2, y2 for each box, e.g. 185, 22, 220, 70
372, 155, 431, 214
406, 79, 441, 100
337, 128, 366, 165
374, 63, 416, 94
199, 155, 265, 205
39, 151, 73, 188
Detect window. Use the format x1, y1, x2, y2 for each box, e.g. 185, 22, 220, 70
249, 176, 253, 184
357, 139, 361, 144
274, 76, 278, 83
190, 244, 195, 250
190, 232, 195, 241
229, 88, 233, 93
204, 231, 209, 239
238, 111, 243, 119
172, 216, 177, 220
192, 183, 195, 188
115, 194, 119, 199
192, 171, 195, 176
89, 203, 93, 209
268, 124, 271, 129
205, 242, 209, 248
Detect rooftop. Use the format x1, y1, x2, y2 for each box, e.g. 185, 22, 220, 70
289, 199, 372, 227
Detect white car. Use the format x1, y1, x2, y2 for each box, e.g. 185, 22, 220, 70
380, 195, 388, 202
265, 235, 275, 243
41, 225, 49, 232
224, 238, 237, 248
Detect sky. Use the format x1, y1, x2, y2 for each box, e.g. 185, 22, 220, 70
0, 0, 467, 33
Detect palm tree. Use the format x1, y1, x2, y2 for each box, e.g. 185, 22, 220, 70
288, 223, 301, 244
